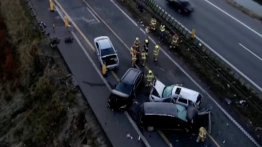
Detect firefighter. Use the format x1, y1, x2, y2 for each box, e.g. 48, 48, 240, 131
131, 50, 138, 67
130, 45, 135, 56
170, 34, 179, 49
141, 49, 147, 66
102, 62, 107, 76
154, 44, 160, 61
143, 44, 149, 56
146, 70, 154, 87
160, 24, 165, 40
134, 37, 140, 51
150, 17, 157, 31
196, 127, 207, 143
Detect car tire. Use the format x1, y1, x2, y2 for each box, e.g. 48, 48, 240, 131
147, 126, 154, 131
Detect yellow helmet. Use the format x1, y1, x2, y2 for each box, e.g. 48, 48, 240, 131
136, 37, 139, 40
155, 45, 159, 49
145, 39, 149, 43
148, 70, 152, 74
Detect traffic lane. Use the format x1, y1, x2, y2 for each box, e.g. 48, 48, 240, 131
57, 1, 131, 77
154, 0, 262, 87
81, 0, 257, 146
81, 0, 256, 146
57, 1, 169, 146
57, 38, 144, 147
206, 0, 262, 33
36, 1, 150, 146
60, 0, 208, 146
155, 0, 262, 57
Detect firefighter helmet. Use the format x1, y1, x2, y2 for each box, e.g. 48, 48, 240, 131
148, 70, 152, 74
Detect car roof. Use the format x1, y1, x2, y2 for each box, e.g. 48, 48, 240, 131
143, 102, 178, 117
96, 37, 112, 49
121, 68, 142, 85
143, 102, 188, 121
172, 86, 200, 102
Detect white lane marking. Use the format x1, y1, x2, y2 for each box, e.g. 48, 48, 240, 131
56, 5, 150, 147
205, 0, 262, 38
111, 0, 262, 93
239, 43, 262, 62
110, 1, 261, 147
110, 0, 138, 26
86, 7, 100, 22
72, 31, 151, 147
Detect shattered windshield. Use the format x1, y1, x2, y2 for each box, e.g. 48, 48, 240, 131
101, 47, 115, 56
162, 85, 175, 98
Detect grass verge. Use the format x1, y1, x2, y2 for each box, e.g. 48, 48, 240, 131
0, 0, 111, 146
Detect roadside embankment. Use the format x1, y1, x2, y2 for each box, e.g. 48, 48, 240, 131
0, 0, 110, 146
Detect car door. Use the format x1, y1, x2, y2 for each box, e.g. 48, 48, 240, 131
135, 74, 142, 90
95, 42, 100, 58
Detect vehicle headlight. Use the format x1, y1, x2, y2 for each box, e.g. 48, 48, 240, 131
120, 105, 127, 109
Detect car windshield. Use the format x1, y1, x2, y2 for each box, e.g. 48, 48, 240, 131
181, 1, 190, 7
162, 85, 175, 98
101, 47, 115, 56
115, 82, 132, 96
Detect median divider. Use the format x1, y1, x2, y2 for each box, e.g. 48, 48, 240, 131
116, 0, 262, 128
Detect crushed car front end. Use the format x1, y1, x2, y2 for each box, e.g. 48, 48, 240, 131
101, 54, 119, 69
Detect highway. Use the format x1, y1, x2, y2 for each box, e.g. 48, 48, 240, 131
154, 0, 262, 92
31, 0, 258, 146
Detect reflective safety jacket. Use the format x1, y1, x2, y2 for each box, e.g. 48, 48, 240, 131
132, 53, 137, 60
154, 49, 159, 55
141, 52, 146, 59
199, 127, 207, 138
146, 74, 154, 81
160, 25, 165, 32
130, 47, 134, 54
151, 18, 156, 24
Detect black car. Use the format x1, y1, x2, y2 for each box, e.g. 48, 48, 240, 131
139, 102, 198, 131
108, 68, 144, 111
167, 0, 194, 14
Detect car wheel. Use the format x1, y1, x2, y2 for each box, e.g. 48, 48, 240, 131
147, 126, 154, 131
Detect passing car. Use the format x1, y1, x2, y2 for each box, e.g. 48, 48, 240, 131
149, 80, 203, 108
139, 102, 197, 131
167, 0, 194, 14
108, 68, 144, 111
94, 36, 119, 69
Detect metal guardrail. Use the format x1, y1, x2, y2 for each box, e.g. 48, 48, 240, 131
120, 0, 262, 123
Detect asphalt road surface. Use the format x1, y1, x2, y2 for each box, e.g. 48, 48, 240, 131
154, 0, 262, 92
31, 0, 258, 146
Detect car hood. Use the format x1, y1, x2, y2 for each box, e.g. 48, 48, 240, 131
153, 80, 166, 97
